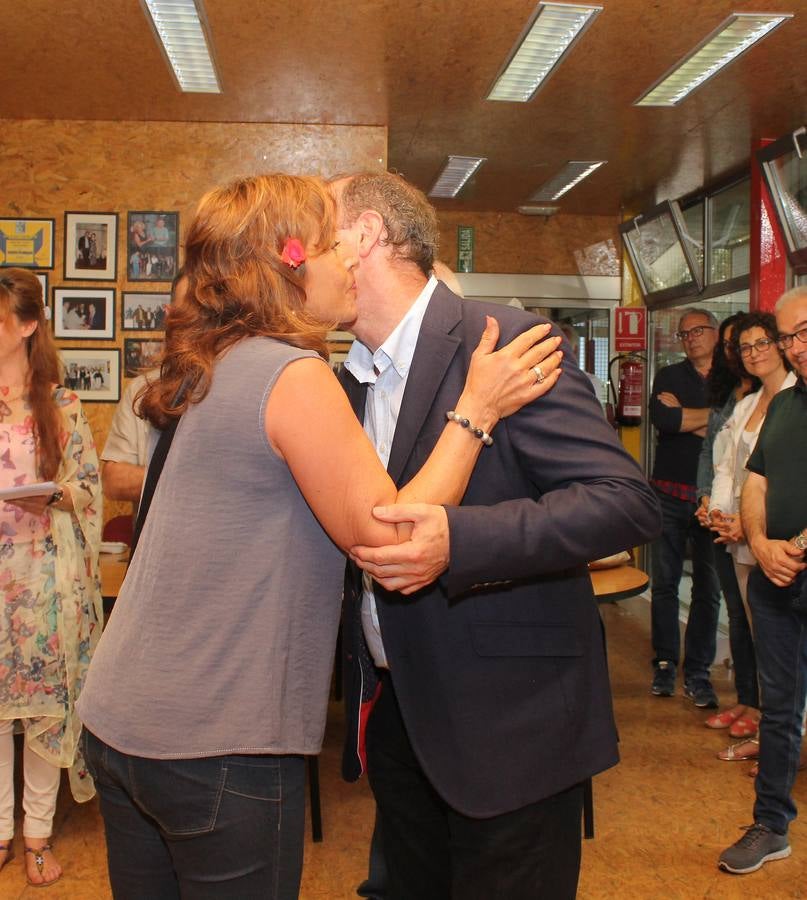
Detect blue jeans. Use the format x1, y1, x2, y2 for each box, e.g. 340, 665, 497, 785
713, 545, 758, 708
650, 489, 721, 682
83, 730, 306, 899
749, 568, 807, 835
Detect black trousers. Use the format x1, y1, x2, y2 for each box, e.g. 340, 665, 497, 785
365, 674, 583, 900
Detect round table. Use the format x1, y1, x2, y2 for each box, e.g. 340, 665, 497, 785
589, 564, 649, 602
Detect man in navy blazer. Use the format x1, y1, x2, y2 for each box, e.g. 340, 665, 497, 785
333, 173, 661, 899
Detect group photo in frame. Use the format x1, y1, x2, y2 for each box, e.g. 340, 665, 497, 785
127, 211, 179, 282
0, 217, 55, 269
64, 212, 118, 280
122, 291, 170, 332
53, 287, 115, 340
60, 348, 120, 403
124, 338, 163, 377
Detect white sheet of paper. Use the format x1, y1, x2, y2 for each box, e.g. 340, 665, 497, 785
0, 481, 59, 502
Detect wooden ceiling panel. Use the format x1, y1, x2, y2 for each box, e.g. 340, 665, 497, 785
2, 0, 805, 215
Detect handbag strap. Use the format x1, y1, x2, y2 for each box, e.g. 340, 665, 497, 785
129, 379, 188, 562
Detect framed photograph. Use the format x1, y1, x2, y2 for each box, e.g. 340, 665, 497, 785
124, 338, 164, 377
33, 272, 48, 302
60, 348, 120, 403
127, 211, 179, 282
53, 288, 115, 340
0, 218, 55, 269
121, 291, 170, 331
64, 212, 118, 281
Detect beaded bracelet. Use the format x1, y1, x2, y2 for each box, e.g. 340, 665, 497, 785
445, 410, 494, 447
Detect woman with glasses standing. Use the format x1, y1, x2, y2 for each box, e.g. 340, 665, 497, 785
696, 314, 759, 740
710, 311, 795, 766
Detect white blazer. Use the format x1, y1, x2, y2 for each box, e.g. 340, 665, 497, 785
710, 371, 797, 563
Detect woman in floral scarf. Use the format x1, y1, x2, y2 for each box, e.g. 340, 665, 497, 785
0, 269, 102, 887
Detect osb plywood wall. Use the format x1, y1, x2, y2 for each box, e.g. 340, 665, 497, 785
438, 210, 621, 275
0, 117, 386, 521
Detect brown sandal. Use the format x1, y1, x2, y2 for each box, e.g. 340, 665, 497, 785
24, 843, 61, 888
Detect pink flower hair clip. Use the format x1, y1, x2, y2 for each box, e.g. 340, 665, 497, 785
280, 238, 306, 271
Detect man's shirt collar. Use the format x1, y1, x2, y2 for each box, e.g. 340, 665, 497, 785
345, 275, 438, 385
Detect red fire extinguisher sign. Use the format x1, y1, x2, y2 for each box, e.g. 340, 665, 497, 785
614, 307, 647, 352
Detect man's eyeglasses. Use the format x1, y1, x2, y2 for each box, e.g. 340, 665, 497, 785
776, 327, 807, 351
674, 325, 715, 342
738, 337, 775, 358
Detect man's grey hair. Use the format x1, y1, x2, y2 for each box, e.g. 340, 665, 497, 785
677, 307, 718, 330
774, 286, 807, 313
335, 172, 439, 277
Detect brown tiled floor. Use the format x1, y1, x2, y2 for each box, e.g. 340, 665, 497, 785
1, 593, 805, 898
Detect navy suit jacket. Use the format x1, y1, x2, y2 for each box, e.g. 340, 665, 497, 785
341, 284, 661, 818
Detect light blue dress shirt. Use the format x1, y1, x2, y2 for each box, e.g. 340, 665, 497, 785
343, 276, 438, 668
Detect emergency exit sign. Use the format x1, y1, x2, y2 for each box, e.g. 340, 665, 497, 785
614, 307, 647, 352
457, 226, 474, 273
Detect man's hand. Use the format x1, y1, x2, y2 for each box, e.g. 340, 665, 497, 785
657, 391, 681, 408
750, 535, 807, 587
349, 504, 450, 595
695, 496, 710, 528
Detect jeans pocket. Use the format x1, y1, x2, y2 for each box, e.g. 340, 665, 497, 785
130, 756, 228, 837
221, 755, 282, 803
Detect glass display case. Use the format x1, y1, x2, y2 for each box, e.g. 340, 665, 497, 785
757, 126, 807, 272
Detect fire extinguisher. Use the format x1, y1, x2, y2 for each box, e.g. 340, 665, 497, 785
608, 354, 645, 427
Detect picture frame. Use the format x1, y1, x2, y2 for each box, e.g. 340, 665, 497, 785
0, 218, 55, 269
64, 212, 118, 281
127, 211, 179, 282
34, 272, 49, 305
60, 348, 120, 403
124, 338, 164, 377
121, 291, 170, 332
53, 287, 115, 340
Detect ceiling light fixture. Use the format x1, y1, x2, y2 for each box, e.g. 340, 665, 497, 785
140, 0, 221, 93
487, 2, 602, 103
517, 205, 560, 216
635, 13, 792, 107
428, 156, 487, 199
529, 160, 606, 201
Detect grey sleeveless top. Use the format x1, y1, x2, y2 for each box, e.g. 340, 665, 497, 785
78, 337, 345, 758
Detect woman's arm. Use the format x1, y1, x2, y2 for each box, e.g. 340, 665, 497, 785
267, 319, 561, 553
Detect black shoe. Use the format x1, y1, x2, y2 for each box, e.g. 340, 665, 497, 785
718, 823, 791, 874
651, 661, 676, 697
684, 680, 719, 709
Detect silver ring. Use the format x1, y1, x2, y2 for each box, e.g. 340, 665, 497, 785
532, 364, 545, 384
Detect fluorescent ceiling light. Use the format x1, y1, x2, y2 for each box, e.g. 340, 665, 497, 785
517, 205, 560, 216
487, 2, 602, 102
529, 161, 606, 201
141, 0, 221, 93
429, 156, 487, 199
635, 13, 792, 107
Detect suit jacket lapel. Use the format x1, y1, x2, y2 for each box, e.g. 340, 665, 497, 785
339, 365, 367, 424
387, 286, 463, 484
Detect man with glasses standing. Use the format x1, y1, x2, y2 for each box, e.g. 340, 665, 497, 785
649, 308, 722, 705
719, 287, 807, 874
